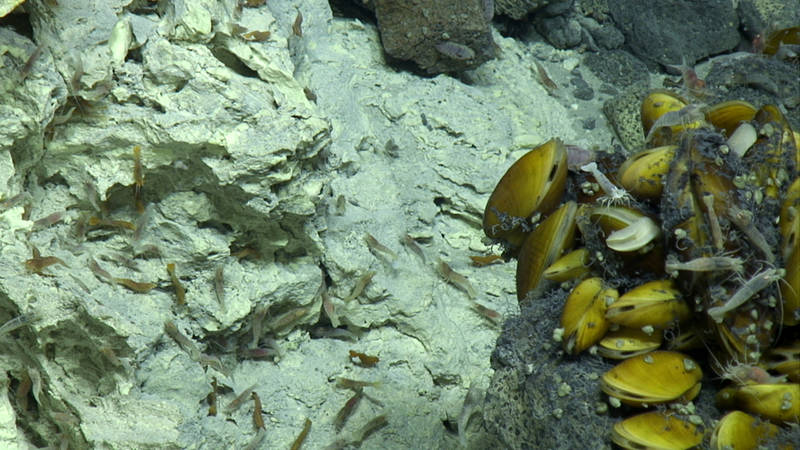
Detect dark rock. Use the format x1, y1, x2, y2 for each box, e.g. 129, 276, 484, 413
583, 49, 648, 89
535, 15, 583, 49
703, 54, 800, 129
570, 74, 594, 100
374, 0, 495, 74
483, 288, 615, 449
494, 0, 551, 20
576, 15, 624, 50
737, 0, 800, 43
607, 0, 739, 67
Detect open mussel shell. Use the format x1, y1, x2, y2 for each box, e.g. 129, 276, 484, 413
601, 351, 702, 406
611, 411, 703, 450
597, 327, 662, 360
516, 201, 577, 303
560, 277, 616, 354
710, 410, 779, 449
483, 138, 568, 247
543, 247, 589, 282
606, 280, 690, 330
605, 216, 662, 253
617, 145, 677, 199
716, 383, 800, 423
640, 90, 687, 137
588, 206, 661, 253
704, 100, 757, 136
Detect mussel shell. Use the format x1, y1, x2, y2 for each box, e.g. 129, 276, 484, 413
601, 351, 702, 406
543, 247, 589, 282
779, 177, 800, 261
779, 177, 800, 325
580, 205, 664, 272
516, 201, 577, 303
713, 298, 777, 363
483, 138, 568, 247
598, 327, 662, 360
765, 342, 800, 382
640, 90, 687, 137
611, 411, 703, 450
560, 277, 616, 354
716, 383, 800, 423
704, 100, 757, 136
781, 245, 800, 326
710, 410, 779, 449
617, 145, 677, 199
664, 326, 702, 352
762, 26, 800, 56
606, 280, 690, 329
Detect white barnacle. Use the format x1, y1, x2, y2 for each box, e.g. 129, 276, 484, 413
552, 327, 564, 342
683, 359, 696, 371
641, 325, 655, 336
781, 393, 792, 411
688, 415, 704, 426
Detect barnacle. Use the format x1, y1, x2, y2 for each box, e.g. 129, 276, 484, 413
484, 90, 800, 447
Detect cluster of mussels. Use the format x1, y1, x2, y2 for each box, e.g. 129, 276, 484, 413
483, 90, 799, 448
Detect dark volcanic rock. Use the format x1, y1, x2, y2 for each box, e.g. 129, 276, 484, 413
607, 0, 739, 67
374, 0, 495, 74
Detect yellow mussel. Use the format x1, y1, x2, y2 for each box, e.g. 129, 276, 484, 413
606, 280, 690, 330
611, 411, 703, 450
543, 247, 589, 282
601, 351, 702, 406
617, 145, 677, 199
716, 383, 800, 423
640, 90, 687, 136
559, 277, 616, 354
516, 201, 577, 303
704, 100, 757, 136
710, 410, 779, 449
779, 178, 800, 325
765, 342, 800, 382
483, 138, 567, 247
597, 327, 662, 360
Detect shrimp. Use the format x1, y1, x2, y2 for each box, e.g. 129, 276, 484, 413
665, 57, 706, 96
707, 268, 784, 323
